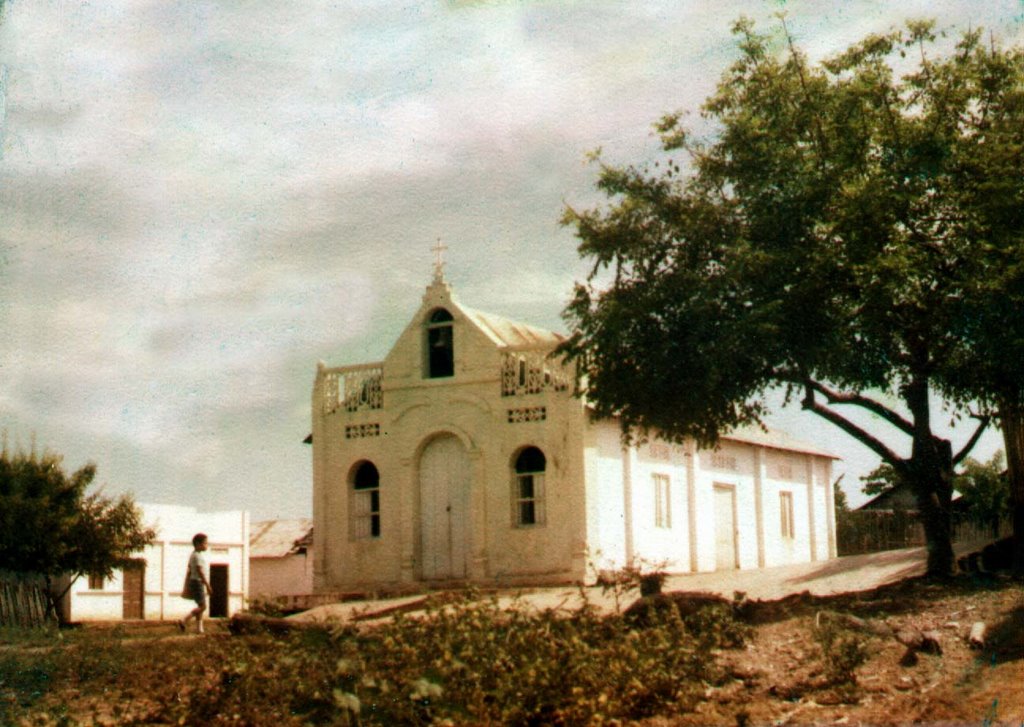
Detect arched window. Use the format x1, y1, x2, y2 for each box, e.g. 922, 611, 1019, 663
352, 461, 380, 539
425, 308, 454, 378
512, 447, 546, 527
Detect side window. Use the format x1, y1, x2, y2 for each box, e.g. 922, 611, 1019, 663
653, 473, 671, 528
780, 491, 794, 539
513, 447, 546, 527
352, 461, 381, 539
425, 308, 454, 378
88, 573, 104, 590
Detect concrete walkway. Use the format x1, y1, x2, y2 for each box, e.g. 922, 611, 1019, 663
294, 545, 953, 624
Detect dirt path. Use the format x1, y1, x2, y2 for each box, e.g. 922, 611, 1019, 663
297, 545, 966, 622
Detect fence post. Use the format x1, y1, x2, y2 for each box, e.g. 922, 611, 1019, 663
0, 570, 50, 628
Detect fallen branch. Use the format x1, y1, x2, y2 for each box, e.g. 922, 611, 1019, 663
228, 612, 334, 636
969, 621, 986, 650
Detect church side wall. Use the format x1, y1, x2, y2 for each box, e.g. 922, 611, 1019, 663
816, 457, 835, 560
761, 449, 811, 568
693, 441, 758, 572
629, 439, 692, 573
582, 421, 630, 572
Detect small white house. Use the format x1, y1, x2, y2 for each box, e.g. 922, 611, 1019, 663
65, 503, 249, 622
249, 518, 314, 600
311, 270, 838, 592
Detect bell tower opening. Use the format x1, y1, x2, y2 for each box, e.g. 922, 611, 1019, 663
425, 308, 454, 378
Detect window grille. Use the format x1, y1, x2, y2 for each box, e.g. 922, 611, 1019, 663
513, 447, 546, 527
352, 461, 381, 539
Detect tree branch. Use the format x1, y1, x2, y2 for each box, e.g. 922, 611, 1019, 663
780, 16, 830, 163
953, 414, 991, 466
802, 387, 905, 466
804, 380, 916, 436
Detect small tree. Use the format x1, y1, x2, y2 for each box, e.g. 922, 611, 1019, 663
0, 444, 155, 623
860, 464, 904, 499
833, 477, 850, 514
955, 452, 1010, 540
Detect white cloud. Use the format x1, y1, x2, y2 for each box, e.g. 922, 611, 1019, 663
0, 0, 1017, 517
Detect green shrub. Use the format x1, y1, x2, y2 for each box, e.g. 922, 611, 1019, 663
246, 596, 288, 618
680, 600, 751, 650
813, 612, 869, 686
171, 595, 717, 725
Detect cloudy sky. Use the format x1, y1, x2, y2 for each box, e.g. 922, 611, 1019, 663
1, 0, 1020, 519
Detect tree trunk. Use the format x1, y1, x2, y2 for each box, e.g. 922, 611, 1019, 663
905, 380, 957, 578
913, 480, 955, 577
997, 398, 1024, 577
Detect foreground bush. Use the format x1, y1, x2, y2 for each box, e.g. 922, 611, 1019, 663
171, 595, 740, 725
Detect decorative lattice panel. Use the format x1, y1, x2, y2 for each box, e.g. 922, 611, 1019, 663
321, 365, 384, 414
345, 423, 381, 439
501, 351, 570, 397
507, 407, 547, 423
709, 452, 738, 471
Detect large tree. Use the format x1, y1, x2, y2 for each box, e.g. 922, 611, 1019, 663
935, 38, 1024, 574
0, 444, 155, 623
559, 20, 1017, 577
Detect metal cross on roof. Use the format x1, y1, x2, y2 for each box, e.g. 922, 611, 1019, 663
432, 238, 448, 282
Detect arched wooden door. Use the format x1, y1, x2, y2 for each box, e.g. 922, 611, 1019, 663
419, 435, 470, 580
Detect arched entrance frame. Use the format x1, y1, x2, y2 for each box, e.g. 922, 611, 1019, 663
407, 427, 486, 583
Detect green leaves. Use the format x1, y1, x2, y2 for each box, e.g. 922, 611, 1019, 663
0, 447, 155, 584
561, 18, 1024, 575
561, 17, 1024, 445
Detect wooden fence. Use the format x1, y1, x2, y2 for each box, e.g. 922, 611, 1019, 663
0, 571, 50, 628
838, 511, 1013, 557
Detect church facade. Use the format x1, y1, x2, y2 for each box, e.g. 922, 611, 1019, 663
311, 273, 838, 592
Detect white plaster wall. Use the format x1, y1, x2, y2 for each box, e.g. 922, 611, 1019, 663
629, 440, 690, 573
250, 554, 314, 599
314, 282, 588, 591
582, 421, 629, 572
762, 479, 809, 567
696, 441, 758, 572
812, 482, 830, 561
68, 504, 249, 621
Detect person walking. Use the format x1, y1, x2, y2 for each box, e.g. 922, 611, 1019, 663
178, 533, 212, 634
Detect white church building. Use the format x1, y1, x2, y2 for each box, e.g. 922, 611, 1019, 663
311, 266, 837, 592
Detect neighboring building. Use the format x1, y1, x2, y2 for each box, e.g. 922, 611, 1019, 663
857, 484, 970, 517
311, 267, 838, 592
249, 518, 314, 600
65, 504, 249, 621
857, 484, 920, 512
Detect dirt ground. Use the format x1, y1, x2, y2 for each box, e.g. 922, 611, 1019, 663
293, 544, 962, 624
3, 549, 1023, 725
662, 574, 1024, 726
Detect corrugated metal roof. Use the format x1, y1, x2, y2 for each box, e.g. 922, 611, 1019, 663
722, 424, 840, 460
250, 518, 313, 559
460, 305, 565, 349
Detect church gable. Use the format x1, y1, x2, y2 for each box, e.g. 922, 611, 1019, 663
382, 278, 565, 388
